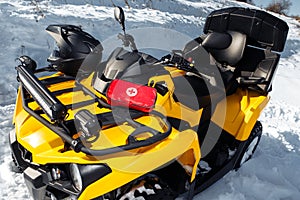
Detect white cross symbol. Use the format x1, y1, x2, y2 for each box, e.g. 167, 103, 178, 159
126, 87, 138, 97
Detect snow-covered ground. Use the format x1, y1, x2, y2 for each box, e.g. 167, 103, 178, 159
0, 0, 300, 199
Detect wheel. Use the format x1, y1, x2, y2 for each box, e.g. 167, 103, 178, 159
44, 188, 70, 200
235, 121, 262, 169
44, 191, 58, 200
117, 175, 177, 200
10, 155, 24, 173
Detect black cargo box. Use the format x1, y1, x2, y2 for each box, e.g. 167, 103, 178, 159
204, 7, 289, 52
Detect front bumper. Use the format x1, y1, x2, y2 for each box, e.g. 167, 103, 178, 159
23, 166, 79, 199
9, 129, 111, 200
23, 167, 48, 199
9, 128, 30, 171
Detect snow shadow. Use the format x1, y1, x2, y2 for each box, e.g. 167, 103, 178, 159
281, 39, 300, 58
194, 130, 300, 200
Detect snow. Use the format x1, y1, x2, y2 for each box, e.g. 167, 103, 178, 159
0, 0, 300, 199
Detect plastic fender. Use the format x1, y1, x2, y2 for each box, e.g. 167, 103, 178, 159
177, 139, 201, 181
236, 94, 269, 141
78, 129, 200, 200
211, 89, 269, 141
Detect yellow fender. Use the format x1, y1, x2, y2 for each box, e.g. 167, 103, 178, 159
212, 88, 269, 141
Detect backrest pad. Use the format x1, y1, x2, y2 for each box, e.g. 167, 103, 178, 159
203, 7, 288, 93
204, 7, 289, 52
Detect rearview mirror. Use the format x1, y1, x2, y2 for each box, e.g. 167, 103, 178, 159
114, 6, 125, 32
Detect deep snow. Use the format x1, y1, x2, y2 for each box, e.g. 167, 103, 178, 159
0, 0, 300, 199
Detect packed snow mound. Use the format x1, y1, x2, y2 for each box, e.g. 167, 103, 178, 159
0, 0, 300, 199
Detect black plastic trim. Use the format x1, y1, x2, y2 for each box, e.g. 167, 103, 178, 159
193, 140, 246, 194
77, 164, 112, 192
24, 167, 46, 189
9, 130, 30, 171
192, 130, 248, 195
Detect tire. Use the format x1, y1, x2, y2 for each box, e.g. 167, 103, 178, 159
117, 175, 177, 200
44, 188, 70, 200
10, 155, 24, 173
235, 121, 262, 169
44, 192, 57, 200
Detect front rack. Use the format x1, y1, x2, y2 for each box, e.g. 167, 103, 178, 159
16, 64, 172, 156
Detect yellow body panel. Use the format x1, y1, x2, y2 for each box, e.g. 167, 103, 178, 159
149, 72, 203, 127
79, 129, 200, 199
212, 88, 269, 141
13, 68, 269, 198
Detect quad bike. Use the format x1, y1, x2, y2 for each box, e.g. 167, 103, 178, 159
10, 6, 288, 200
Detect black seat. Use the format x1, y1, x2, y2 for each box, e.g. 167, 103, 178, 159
182, 7, 289, 95
175, 7, 289, 149
176, 7, 289, 111
203, 7, 289, 94
173, 29, 247, 110
182, 30, 246, 96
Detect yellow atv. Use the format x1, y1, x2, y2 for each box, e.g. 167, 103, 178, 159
10, 7, 288, 200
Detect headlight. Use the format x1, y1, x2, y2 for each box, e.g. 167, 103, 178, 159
69, 164, 83, 192
69, 163, 112, 193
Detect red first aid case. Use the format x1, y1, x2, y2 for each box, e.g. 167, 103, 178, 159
106, 79, 157, 112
